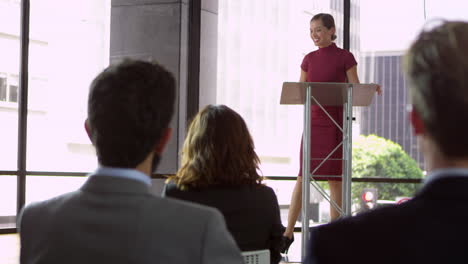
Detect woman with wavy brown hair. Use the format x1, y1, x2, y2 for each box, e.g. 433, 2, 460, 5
163, 104, 284, 264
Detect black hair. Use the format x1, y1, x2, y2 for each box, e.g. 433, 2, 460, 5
87, 59, 176, 167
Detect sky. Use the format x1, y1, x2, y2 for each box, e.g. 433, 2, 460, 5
360, 0, 468, 52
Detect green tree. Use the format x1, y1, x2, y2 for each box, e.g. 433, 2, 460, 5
352, 134, 423, 206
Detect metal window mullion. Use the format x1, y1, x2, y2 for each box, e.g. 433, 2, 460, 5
343, 0, 350, 51
17, 0, 30, 214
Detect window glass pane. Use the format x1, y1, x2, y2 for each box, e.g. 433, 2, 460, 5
265, 179, 331, 225
264, 179, 296, 226
217, 0, 344, 177
27, 0, 111, 172
26, 176, 87, 205
353, 1, 468, 176
8, 85, 18, 103
266, 178, 422, 224
424, 0, 468, 21
0, 77, 6, 101
0, 0, 20, 170
352, 181, 422, 215
351, 0, 428, 174
0, 176, 17, 229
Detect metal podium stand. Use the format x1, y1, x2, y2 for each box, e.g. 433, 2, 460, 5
280, 82, 377, 261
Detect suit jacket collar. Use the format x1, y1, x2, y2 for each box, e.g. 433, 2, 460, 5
92, 166, 152, 186
81, 175, 151, 195
424, 168, 468, 185
417, 173, 468, 201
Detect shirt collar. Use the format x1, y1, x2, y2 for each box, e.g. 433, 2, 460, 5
318, 42, 337, 50
424, 167, 468, 186
90, 166, 152, 186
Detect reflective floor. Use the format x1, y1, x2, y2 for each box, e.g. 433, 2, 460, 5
0, 234, 19, 264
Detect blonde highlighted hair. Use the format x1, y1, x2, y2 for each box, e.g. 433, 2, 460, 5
405, 21, 468, 158
168, 105, 262, 190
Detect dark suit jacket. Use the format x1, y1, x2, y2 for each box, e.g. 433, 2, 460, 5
19, 175, 244, 264
163, 183, 285, 264
305, 175, 468, 264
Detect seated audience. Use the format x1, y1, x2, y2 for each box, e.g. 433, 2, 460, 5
305, 21, 468, 264
18, 60, 243, 264
163, 104, 284, 264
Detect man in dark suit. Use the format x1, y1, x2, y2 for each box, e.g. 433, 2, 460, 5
18, 60, 244, 264
305, 21, 468, 264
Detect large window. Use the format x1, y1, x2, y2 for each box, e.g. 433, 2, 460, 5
351, 0, 468, 210
0, 176, 17, 229
217, 0, 345, 177
355, 0, 468, 169
27, 0, 110, 172
216, 0, 468, 234
0, 0, 20, 230
0, 0, 20, 171
0, 0, 110, 231
216, 0, 347, 235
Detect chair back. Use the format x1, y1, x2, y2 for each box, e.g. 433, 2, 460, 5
241, 249, 270, 264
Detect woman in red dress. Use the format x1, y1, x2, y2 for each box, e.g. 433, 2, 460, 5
282, 13, 381, 253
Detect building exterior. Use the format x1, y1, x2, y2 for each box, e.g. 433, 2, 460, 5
358, 52, 424, 169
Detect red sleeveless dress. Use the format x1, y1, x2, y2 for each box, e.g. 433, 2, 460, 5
298, 43, 357, 180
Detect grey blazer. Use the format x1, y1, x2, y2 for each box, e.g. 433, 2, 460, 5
18, 175, 244, 264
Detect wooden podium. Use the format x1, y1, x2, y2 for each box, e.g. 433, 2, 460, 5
280, 82, 377, 260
